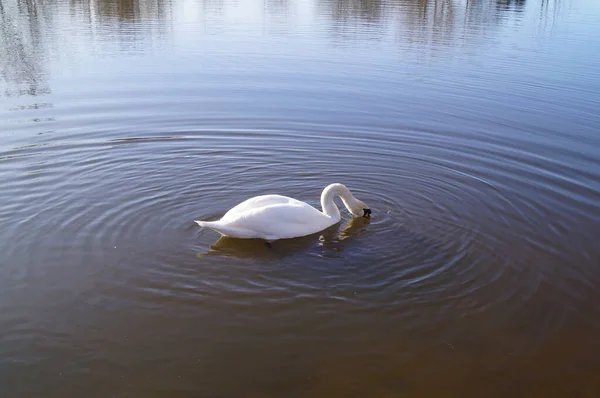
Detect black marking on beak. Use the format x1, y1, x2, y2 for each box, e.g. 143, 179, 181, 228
363, 208, 371, 218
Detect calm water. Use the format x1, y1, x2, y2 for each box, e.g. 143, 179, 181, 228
2, 0, 600, 396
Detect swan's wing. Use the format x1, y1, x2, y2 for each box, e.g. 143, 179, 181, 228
221, 194, 305, 220
223, 202, 332, 240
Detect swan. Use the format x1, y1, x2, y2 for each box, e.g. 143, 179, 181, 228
195, 183, 371, 241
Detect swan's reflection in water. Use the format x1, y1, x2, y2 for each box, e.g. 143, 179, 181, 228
198, 216, 370, 259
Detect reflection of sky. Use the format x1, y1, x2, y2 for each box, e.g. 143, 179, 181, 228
0, 0, 597, 98
1, 0, 597, 154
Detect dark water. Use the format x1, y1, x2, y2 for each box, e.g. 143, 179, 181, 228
2, 0, 600, 396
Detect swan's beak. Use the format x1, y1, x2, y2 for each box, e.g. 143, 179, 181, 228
363, 208, 371, 218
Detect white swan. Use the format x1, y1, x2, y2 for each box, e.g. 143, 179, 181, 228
195, 183, 371, 241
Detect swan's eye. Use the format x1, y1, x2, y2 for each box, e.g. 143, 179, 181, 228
363, 208, 371, 218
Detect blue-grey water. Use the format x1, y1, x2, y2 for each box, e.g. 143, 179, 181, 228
1, 0, 600, 396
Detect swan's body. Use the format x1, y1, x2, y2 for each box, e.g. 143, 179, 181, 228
195, 183, 370, 241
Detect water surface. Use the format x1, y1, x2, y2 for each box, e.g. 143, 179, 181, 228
2, 0, 600, 396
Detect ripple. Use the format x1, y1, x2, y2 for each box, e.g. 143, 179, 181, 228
2, 0, 600, 395
2, 118, 599, 323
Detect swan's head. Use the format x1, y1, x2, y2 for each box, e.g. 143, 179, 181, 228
325, 183, 371, 219
347, 198, 371, 218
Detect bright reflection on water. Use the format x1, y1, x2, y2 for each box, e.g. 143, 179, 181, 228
1, 0, 600, 396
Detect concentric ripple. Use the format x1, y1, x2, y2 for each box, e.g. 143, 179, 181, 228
2, 0, 600, 395
2, 120, 599, 328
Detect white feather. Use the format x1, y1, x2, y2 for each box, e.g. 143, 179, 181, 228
195, 183, 370, 241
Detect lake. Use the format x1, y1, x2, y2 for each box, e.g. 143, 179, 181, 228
1, 0, 600, 396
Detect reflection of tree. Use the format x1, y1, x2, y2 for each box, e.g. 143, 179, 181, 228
327, 0, 384, 23
202, 0, 226, 15
496, 0, 527, 12
318, 0, 544, 47
400, 0, 459, 47
265, 0, 290, 34
318, 0, 386, 41
266, 0, 289, 16
89, 0, 170, 21
66, 0, 172, 53
0, 0, 173, 99
0, 0, 51, 98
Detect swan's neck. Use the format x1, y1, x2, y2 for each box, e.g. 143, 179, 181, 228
320, 183, 355, 221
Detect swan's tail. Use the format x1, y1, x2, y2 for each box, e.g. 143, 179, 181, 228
195, 220, 225, 234
194, 220, 256, 239
195, 220, 222, 232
